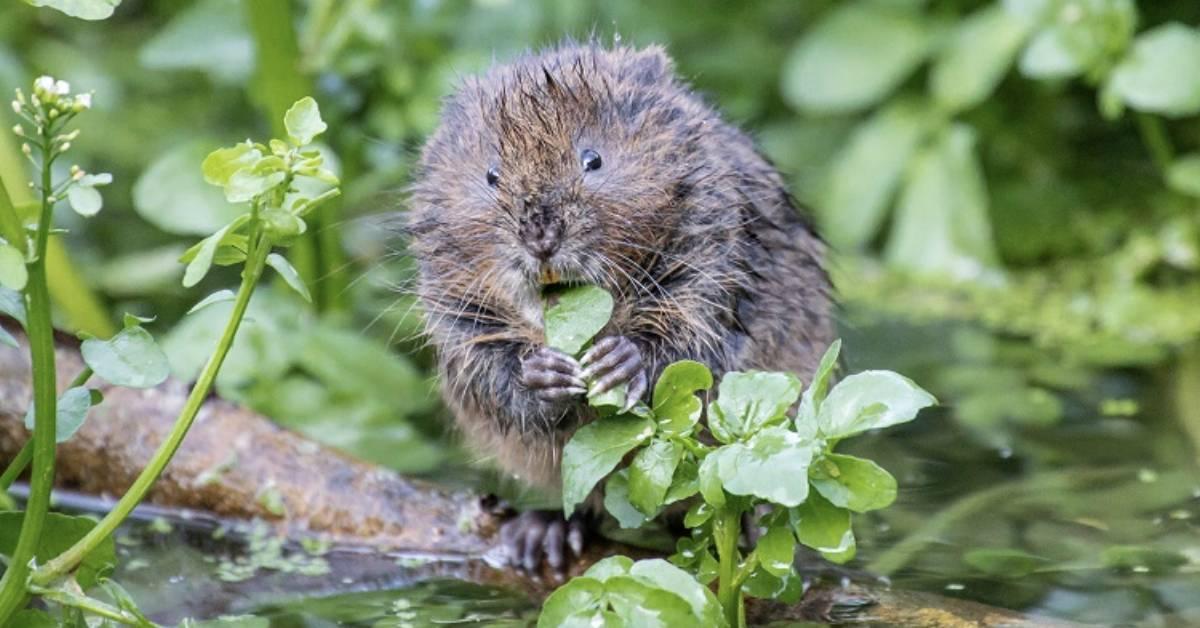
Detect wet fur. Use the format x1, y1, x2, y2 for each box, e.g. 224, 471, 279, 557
406, 42, 834, 490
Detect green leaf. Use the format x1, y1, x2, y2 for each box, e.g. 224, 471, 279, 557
651, 360, 712, 436
1105, 23, 1200, 117
710, 427, 814, 507
261, 208, 307, 241
797, 338, 841, 428
10, 610, 56, 628
683, 501, 712, 528
781, 3, 929, 114
588, 382, 628, 412
1100, 545, 1188, 572
627, 559, 726, 627
697, 451, 725, 508
66, 184, 102, 217
929, 5, 1032, 113
0, 287, 26, 325
627, 438, 683, 516
266, 253, 311, 303
810, 453, 898, 513
757, 515, 797, 577
709, 371, 801, 443
189, 289, 236, 314
544, 285, 614, 355
224, 168, 285, 204
284, 97, 329, 146
885, 124, 1000, 278
0, 242, 27, 291
561, 414, 655, 515
27, 0, 120, 20
81, 325, 170, 388
138, 0, 251, 83
963, 548, 1051, 578
585, 555, 635, 581
0, 511, 116, 587
202, 142, 263, 189
1167, 154, 1200, 198
136, 142, 247, 236
182, 215, 249, 288
791, 492, 855, 563
604, 470, 652, 529
604, 575, 698, 627
817, 370, 936, 439
1017, 0, 1136, 82
180, 616, 270, 628
663, 455, 699, 505
819, 101, 929, 251
24, 386, 99, 443
538, 577, 605, 628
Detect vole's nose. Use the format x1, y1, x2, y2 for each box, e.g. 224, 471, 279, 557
524, 220, 561, 261
521, 201, 562, 261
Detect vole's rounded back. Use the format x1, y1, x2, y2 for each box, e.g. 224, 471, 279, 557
407, 42, 833, 490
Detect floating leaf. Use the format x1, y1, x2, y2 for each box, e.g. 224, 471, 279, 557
781, 3, 929, 114
544, 285, 613, 355
284, 96, 329, 146
561, 414, 654, 515
963, 548, 1051, 578
81, 325, 170, 388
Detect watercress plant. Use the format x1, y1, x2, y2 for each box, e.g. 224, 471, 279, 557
538, 285, 935, 628
0, 79, 340, 625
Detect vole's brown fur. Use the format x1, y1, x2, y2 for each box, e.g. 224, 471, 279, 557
407, 42, 833, 495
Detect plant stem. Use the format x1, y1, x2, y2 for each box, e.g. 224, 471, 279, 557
0, 134, 61, 621
30, 232, 273, 586
714, 507, 744, 628
0, 441, 31, 492
30, 584, 140, 625
1135, 113, 1173, 176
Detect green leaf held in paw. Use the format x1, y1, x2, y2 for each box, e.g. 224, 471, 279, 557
544, 284, 613, 355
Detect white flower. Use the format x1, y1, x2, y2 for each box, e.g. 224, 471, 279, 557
74, 93, 92, 109
10, 100, 19, 114
33, 76, 55, 94
53, 80, 70, 96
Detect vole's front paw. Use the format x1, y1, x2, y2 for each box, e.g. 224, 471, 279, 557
520, 346, 586, 402
580, 335, 648, 411
499, 510, 587, 572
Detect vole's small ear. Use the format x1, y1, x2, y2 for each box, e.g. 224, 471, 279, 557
623, 45, 674, 86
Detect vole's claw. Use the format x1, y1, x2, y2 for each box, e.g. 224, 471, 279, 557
581, 335, 645, 400
623, 369, 648, 413
499, 510, 589, 574
521, 347, 586, 401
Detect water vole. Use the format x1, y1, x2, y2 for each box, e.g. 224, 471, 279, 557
406, 42, 834, 569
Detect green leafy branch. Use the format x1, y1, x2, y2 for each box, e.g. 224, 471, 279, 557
0, 85, 339, 626
537, 286, 936, 628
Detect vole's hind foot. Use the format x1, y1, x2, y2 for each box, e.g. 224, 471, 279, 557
499, 509, 587, 572
580, 335, 647, 411
520, 347, 586, 402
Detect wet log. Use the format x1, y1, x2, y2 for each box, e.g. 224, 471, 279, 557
0, 324, 1072, 626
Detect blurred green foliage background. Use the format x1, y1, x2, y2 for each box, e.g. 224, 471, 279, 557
3, 0, 1200, 476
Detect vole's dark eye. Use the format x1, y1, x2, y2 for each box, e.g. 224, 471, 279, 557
486, 166, 500, 187
581, 149, 602, 172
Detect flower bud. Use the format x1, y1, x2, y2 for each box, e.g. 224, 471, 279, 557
59, 142, 71, 152
10, 100, 19, 115
21, 143, 31, 156
12, 125, 23, 137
